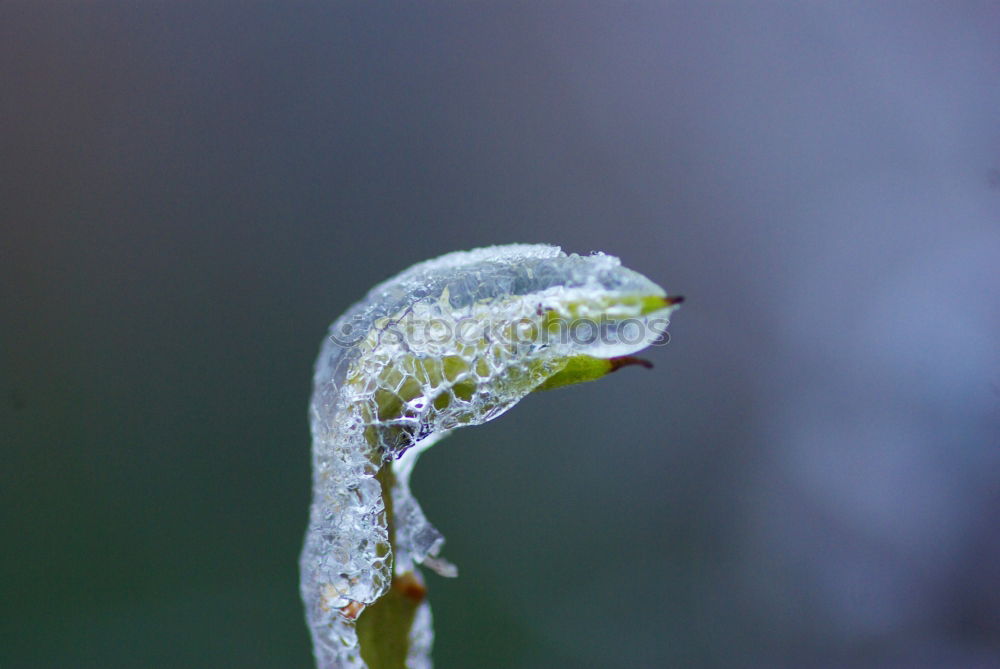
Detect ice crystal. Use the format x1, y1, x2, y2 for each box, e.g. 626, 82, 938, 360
301, 244, 678, 668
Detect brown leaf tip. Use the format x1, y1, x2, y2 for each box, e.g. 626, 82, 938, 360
608, 355, 654, 372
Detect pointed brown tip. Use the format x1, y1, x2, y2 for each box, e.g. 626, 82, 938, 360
608, 355, 654, 372
664, 295, 685, 306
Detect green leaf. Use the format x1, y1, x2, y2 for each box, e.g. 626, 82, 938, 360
533, 354, 654, 391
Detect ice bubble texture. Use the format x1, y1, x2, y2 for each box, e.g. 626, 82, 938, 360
301, 244, 673, 668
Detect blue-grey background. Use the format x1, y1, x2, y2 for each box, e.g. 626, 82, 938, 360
3, 3, 999, 667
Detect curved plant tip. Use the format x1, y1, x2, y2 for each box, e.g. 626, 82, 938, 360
300, 244, 682, 668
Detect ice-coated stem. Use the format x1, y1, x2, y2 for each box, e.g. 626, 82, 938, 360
301, 244, 681, 668
355, 467, 425, 669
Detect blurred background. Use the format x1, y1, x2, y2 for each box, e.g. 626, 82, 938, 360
3, 2, 999, 667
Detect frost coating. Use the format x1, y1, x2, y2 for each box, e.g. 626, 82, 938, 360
301, 244, 678, 668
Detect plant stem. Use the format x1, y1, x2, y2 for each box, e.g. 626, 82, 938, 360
356, 466, 425, 668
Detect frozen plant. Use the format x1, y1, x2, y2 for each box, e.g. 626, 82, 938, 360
301, 244, 682, 668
